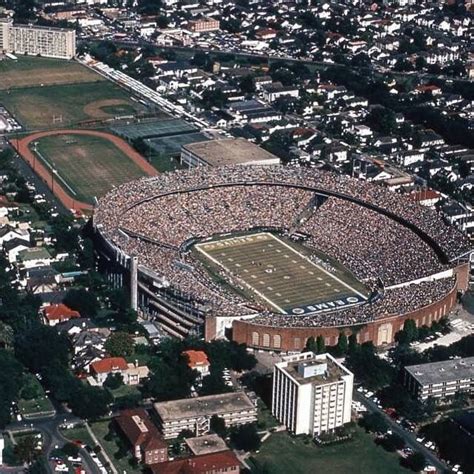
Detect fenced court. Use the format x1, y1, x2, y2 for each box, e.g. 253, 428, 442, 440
195, 232, 368, 316
146, 132, 211, 157
111, 118, 197, 140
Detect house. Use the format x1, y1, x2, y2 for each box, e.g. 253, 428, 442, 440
17, 247, 53, 269
149, 450, 240, 474
183, 350, 210, 377
0, 225, 30, 248
43, 304, 80, 326
90, 357, 149, 386
4, 237, 31, 263
262, 83, 299, 103
409, 189, 442, 207
115, 408, 168, 465
24, 266, 59, 294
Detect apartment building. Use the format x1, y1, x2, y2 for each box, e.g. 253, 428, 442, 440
404, 357, 474, 401
0, 18, 76, 59
188, 17, 220, 33
272, 352, 354, 436
154, 392, 257, 439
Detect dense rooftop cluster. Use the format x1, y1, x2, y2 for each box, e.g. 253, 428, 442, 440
95, 165, 467, 326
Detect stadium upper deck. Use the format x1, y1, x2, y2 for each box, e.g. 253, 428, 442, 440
93, 165, 471, 345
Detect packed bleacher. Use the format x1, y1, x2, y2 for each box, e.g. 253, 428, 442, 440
94, 165, 469, 326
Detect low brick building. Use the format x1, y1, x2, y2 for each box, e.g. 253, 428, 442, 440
115, 408, 168, 465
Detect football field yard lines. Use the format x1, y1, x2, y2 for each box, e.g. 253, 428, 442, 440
196, 232, 367, 314
195, 244, 288, 313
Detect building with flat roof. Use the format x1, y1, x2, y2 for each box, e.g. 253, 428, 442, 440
0, 18, 76, 59
185, 434, 228, 456
180, 138, 280, 168
404, 356, 474, 401
154, 391, 257, 439
272, 352, 354, 436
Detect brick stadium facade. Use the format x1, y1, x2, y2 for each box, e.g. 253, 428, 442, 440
229, 264, 468, 351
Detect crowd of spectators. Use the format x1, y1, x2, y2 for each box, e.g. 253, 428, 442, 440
301, 197, 444, 286
95, 165, 471, 261
93, 165, 468, 326
252, 277, 456, 328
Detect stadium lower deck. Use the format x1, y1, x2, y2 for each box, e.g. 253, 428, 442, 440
195, 232, 368, 316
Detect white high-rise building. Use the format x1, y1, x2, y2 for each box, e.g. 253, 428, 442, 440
0, 18, 76, 59
272, 352, 354, 436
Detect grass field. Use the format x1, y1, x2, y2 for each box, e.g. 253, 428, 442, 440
90, 419, 137, 474
33, 133, 149, 204
250, 428, 408, 474
195, 232, 367, 315
0, 56, 102, 90
0, 81, 143, 130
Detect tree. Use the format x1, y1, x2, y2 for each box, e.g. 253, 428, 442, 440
401, 451, 426, 472
20, 374, 42, 400
63, 288, 99, 318
14, 436, 40, 464
336, 332, 348, 355
105, 332, 134, 357
61, 442, 80, 458
0, 349, 24, 428
396, 319, 418, 345
230, 424, 261, 452
201, 89, 228, 109
316, 335, 326, 354
377, 433, 405, 452
103, 373, 124, 390
210, 415, 227, 438
68, 385, 112, 419
15, 325, 70, 374
366, 107, 396, 135
239, 75, 255, 94
199, 369, 233, 397
359, 412, 388, 434
305, 336, 317, 352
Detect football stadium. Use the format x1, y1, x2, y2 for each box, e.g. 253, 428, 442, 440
93, 165, 472, 351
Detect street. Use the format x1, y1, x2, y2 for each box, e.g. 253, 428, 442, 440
5, 411, 101, 474
355, 393, 450, 473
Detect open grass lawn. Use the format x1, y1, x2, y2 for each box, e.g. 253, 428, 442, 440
34, 133, 148, 204
250, 427, 408, 474
0, 56, 102, 90
18, 395, 55, 419
60, 424, 95, 448
0, 81, 143, 130
108, 384, 141, 400
90, 419, 139, 474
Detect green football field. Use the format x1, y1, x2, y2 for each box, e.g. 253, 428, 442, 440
195, 232, 368, 315
33, 133, 149, 204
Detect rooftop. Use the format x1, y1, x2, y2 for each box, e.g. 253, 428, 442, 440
91, 357, 128, 374
277, 352, 351, 386
185, 434, 228, 456
182, 138, 280, 167
405, 356, 474, 386
182, 350, 210, 368
149, 450, 240, 474
154, 391, 255, 422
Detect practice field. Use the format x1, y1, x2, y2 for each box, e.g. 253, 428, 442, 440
195, 232, 368, 316
0, 56, 103, 90
31, 132, 153, 204
0, 81, 145, 130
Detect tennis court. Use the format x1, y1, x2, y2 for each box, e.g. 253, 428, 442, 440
195, 232, 368, 315
146, 132, 211, 157
111, 118, 196, 140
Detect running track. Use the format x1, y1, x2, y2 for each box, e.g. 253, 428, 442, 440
11, 129, 158, 213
